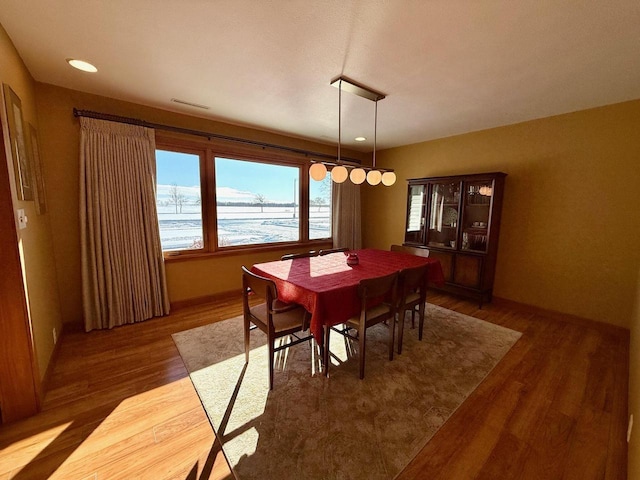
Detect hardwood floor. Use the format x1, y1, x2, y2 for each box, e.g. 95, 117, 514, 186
0, 293, 628, 479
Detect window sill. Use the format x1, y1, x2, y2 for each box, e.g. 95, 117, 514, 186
163, 240, 333, 263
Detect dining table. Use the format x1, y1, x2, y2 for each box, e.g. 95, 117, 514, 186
251, 248, 445, 344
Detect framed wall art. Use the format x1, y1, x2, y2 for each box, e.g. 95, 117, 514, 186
3, 83, 33, 201
27, 123, 47, 215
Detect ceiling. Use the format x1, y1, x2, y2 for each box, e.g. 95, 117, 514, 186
1, 0, 639, 153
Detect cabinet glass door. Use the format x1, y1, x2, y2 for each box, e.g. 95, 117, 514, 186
461, 180, 493, 252
404, 184, 426, 243
426, 181, 460, 249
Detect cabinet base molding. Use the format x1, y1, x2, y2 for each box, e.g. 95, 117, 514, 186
429, 281, 492, 307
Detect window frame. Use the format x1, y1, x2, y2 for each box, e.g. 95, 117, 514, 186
155, 144, 208, 254
155, 133, 332, 260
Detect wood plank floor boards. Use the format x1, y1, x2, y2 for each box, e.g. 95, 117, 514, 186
0, 292, 628, 479
561, 407, 610, 480
396, 293, 628, 480
0, 303, 236, 480
2, 380, 215, 479
605, 329, 629, 480
432, 380, 527, 480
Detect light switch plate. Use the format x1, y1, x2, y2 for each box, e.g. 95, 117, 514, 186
17, 208, 27, 229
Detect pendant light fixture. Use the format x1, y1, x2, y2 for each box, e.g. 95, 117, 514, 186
309, 76, 396, 187
349, 167, 367, 184
309, 162, 327, 181
381, 171, 397, 186
331, 165, 349, 183
367, 170, 382, 185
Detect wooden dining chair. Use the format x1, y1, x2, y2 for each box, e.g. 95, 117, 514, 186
318, 247, 349, 255
281, 250, 318, 260
327, 271, 398, 379
396, 264, 429, 354
241, 266, 312, 390
390, 244, 430, 257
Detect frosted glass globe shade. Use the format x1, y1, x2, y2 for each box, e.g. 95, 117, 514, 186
366, 170, 382, 185
331, 166, 348, 183
349, 168, 366, 184
309, 163, 327, 181
381, 171, 397, 186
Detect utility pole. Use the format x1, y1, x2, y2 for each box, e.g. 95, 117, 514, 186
293, 178, 297, 218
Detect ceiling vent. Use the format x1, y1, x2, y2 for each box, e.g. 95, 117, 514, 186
170, 98, 210, 110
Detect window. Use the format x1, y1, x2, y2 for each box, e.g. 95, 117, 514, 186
309, 176, 332, 240
215, 157, 300, 247
156, 149, 204, 252
155, 138, 332, 255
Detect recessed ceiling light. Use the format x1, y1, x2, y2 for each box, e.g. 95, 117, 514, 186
66, 58, 98, 73
355, 136, 366, 142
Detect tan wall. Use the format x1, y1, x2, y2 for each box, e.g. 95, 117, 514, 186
34, 83, 364, 324
165, 250, 308, 302
362, 100, 640, 329
630, 267, 640, 478
0, 25, 63, 379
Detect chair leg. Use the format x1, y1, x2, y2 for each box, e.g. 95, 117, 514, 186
411, 309, 415, 329
389, 314, 395, 361
323, 324, 330, 377
397, 311, 405, 355
418, 303, 425, 341
359, 327, 366, 379
268, 338, 275, 390
244, 317, 250, 364
315, 337, 323, 372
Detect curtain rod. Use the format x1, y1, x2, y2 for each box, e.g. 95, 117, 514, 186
72, 108, 364, 166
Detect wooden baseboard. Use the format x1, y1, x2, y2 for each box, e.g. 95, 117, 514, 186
170, 289, 242, 311
62, 320, 84, 333
492, 296, 629, 339
40, 323, 65, 403
56, 292, 244, 333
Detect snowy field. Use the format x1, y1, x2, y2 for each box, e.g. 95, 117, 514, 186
157, 205, 330, 250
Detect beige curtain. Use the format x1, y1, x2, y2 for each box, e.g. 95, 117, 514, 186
331, 180, 362, 250
80, 117, 169, 331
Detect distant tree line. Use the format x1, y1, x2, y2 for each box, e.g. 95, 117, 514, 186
216, 201, 296, 207
159, 184, 192, 213
158, 185, 328, 214
216, 200, 328, 211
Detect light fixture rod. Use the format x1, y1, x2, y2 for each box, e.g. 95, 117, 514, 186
310, 159, 393, 173
325, 75, 394, 186
338, 78, 342, 163
330, 76, 386, 102
373, 99, 378, 168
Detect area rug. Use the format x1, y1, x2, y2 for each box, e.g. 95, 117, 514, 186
172, 304, 521, 480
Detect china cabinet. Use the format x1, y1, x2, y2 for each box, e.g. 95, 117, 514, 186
403, 172, 506, 305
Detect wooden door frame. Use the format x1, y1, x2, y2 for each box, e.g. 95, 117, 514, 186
0, 96, 40, 423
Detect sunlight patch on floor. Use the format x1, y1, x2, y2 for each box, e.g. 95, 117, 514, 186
0, 422, 73, 474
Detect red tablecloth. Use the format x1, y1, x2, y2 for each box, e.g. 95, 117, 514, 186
251, 248, 445, 342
